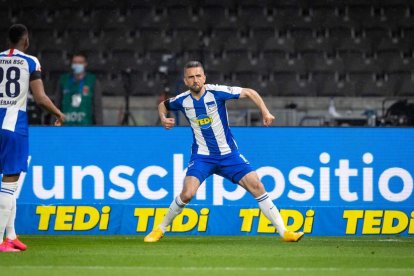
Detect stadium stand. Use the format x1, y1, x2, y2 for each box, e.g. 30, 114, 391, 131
1, 0, 413, 125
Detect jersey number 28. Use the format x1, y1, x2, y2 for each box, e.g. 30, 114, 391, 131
0, 66, 20, 98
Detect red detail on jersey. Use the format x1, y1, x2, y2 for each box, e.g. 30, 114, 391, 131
7, 49, 14, 57
83, 85, 90, 95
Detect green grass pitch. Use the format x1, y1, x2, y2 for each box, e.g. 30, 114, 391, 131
0, 235, 413, 276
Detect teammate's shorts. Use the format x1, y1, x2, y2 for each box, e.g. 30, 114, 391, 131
186, 151, 254, 184
0, 129, 28, 175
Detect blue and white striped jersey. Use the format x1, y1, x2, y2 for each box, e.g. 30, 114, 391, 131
168, 84, 242, 156
0, 49, 41, 135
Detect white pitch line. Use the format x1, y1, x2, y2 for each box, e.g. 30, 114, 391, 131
3, 266, 414, 272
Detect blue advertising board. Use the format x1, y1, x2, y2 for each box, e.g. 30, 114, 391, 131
14, 127, 414, 236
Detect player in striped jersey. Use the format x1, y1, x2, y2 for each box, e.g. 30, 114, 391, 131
0, 24, 65, 252
145, 61, 303, 243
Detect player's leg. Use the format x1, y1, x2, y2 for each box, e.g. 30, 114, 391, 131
5, 193, 27, 251
0, 131, 28, 252
5, 194, 17, 240
238, 172, 287, 236
144, 176, 201, 242
144, 157, 213, 242
239, 172, 304, 242
0, 174, 20, 252
159, 176, 201, 231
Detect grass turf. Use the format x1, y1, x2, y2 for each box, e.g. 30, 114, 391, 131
0, 235, 413, 276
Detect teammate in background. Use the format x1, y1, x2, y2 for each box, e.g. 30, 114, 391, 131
145, 61, 304, 242
0, 24, 65, 252
55, 52, 103, 125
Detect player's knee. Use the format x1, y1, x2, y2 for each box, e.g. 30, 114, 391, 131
0, 191, 14, 209
247, 180, 265, 194
180, 191, 195, 203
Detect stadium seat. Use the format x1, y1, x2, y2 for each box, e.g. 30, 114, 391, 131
173, 27, 202, 52
259, 79, 278, 96
124, 7, 153, 28
274, 72, 317, 97
10, 0, 414, 100
252, 27, 275, 46
377, 50, 413, 72
234, 71, 260, 89
383, 4, 406, 25
128, 71, 155, 95
259, 50, 288, 72
168, 6, 195, 28
40, 49, 69, 72
340, 50, 379, 72
205, 71, 222, 84
208, 27, 239, 52
365, 26, 388, 46
291, 27, 314, 50
201, 5, 238, 29
108, 49, 139, 72
262, 34, 294, 53
393, 72, 414, 96
350, 72, 395, 97
314, 72, 356, 97
395, 6, 414, 27
100, 73, 125, 96
238, 4, 268, 28
301, 50, 344, 73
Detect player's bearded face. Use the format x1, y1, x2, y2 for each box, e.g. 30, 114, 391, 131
184, 67, 206, 93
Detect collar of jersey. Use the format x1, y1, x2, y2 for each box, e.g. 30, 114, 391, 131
189, 88, 207, 102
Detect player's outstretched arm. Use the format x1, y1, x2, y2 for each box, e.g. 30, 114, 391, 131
30, 79, 65, 126
158, 101, 175, 130
240, 88, 275, 126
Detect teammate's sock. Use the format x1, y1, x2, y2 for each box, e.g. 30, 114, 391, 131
256, 193, 287, 237
158, 196, 187, 233
0, 182, 18, 242
6, 195, 17, 240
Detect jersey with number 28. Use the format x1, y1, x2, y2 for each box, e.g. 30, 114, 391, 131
0, 49, 41, 135
167, 84, 242, 156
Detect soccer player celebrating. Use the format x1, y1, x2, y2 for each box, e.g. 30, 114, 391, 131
0, 24, 65, 252
145, 61, 304, 242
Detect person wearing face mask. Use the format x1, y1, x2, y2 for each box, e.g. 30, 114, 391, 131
55, 52, 103, 125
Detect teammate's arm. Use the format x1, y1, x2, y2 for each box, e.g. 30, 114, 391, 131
158, 100, 175, 130
240, 88, 275, 126
30, 79, 65, 126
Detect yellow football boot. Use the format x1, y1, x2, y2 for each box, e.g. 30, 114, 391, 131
282, 231, 304, 242
144, 227, 164, 242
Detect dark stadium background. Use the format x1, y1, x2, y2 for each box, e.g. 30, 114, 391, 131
2, 0, 414, 126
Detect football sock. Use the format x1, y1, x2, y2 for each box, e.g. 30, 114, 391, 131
158, 196, 187, 233
256, 193, 287, 237
6, 195, 17, 240
0, 182, 18, 243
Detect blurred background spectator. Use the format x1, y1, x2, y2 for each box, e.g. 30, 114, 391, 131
54, 52, 103, 125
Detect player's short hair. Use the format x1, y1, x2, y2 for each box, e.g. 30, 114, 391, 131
8, 24, 28, 45
71, 51, 88, 61
184, 61, 204, 72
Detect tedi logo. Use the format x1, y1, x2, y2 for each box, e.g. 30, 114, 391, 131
196, 114, 213, 129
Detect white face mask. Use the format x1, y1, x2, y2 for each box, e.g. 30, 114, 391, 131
71, 63, 85, 74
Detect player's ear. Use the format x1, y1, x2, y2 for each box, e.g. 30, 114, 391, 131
24, 36, 29, 50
